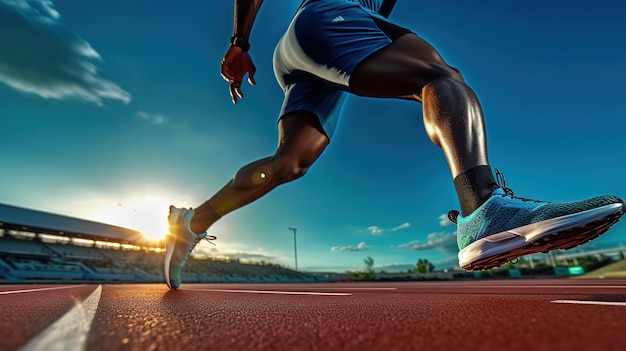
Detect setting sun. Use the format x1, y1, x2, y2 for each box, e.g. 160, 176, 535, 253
90, 197, 172, 242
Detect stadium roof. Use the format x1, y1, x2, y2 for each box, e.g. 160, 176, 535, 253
0, 203, 155, 247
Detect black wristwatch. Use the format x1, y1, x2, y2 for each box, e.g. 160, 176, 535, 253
230, 36, 250, 52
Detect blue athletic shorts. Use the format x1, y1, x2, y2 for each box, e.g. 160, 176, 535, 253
273, 0, 412, 138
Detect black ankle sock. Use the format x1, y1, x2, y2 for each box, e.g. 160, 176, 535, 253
453, 165, 498, 217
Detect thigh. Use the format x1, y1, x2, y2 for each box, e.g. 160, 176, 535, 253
349, 33, 462, 98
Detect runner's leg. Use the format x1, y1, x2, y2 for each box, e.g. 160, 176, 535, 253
350, 33, 496, 215
189, 111, 328, 234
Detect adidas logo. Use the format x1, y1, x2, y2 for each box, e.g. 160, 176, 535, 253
331, 15, 344, 23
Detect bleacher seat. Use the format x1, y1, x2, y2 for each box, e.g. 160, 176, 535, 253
0, 236, 51, 257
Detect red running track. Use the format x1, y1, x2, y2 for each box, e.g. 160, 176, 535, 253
1, 279, 625, 351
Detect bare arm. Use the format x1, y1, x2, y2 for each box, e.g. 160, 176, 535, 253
233, 0, 264, 41
220, 0, 264, 104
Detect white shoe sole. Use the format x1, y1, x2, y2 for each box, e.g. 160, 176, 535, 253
458, 203, 624, 271
163, 206, 184, 289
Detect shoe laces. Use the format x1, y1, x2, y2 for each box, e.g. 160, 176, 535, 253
447, 209, 460, 225
196, 232, 217, 246
447, 168, 543, 225
494, 169, 543, 203
180, 233, 217, 265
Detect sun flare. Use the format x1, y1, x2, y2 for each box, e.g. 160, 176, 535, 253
91, 197, 172, 242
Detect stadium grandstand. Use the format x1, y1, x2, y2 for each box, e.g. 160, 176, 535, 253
0, 203, 320, 284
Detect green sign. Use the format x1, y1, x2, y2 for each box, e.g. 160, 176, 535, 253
568, 266, 585, 275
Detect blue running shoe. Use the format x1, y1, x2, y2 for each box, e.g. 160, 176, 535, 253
164, 206, 216, 289
449, 171, 624, 271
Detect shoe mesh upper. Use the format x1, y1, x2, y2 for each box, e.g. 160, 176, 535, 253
456, 189, 623, 250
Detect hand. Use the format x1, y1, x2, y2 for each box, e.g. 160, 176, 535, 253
220, 45, 257, 104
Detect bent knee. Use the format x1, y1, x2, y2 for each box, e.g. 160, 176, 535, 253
447, 66, 464, 82
429, 64, 464, 83
230, 158, 309, 191
403, 64, 466, 99
275, 159, 310, 183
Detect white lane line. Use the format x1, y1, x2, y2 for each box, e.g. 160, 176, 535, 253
0, 285, 85, 296
191, 289, 351, 296
405, 284, 626, 289
484, 285, 626, 289
297, 287, 398, 291
20, 285, 102, 351
551, 300, 626, 307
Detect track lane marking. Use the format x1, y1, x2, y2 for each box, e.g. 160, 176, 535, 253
189, 288, 351, 296
20, 285, 102, 351
551, 300, 626, 307
294, 287, 397, 291
0, 285, 85, 295
474, 285, 626, 289
397, 284, 626, 289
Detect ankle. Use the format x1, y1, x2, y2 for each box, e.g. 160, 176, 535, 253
454, 165, 498, 216
190, 206, 221, 234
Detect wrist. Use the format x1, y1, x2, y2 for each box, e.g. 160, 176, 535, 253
230, 36, 250, 52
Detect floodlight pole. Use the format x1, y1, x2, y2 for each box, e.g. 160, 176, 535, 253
288, 227, 298, 271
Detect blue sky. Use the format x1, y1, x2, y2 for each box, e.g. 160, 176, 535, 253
1, 0, 625, 272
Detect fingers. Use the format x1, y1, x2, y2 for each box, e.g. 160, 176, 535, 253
220, 56, 256, 104
247, 66, 257, 86
229, 81, 243, 104
223, 65, 242, 104
221, 71, 233, 83
226, 76, 255, 104
229, 85, 237, 104
220, 62, 234, 83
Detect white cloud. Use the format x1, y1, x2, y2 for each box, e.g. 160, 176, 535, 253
439, 213, 455, 226
398, 232, 458, 255
331, 241, 370, 252
392, 222, 411, 231
367, 226, 384, 235
0, 0, 131, 105
137, 111, 166, 125
366, 222, 411, 235
8, 0, 59, 20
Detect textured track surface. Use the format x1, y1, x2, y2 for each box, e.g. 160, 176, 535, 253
1, 280, 626, 351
